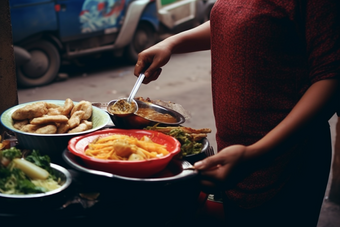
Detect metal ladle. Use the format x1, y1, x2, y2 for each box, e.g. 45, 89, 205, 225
110, 73, 145, 117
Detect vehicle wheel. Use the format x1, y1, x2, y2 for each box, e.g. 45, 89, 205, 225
17, 40, 60, 87
125, 23, 157, 63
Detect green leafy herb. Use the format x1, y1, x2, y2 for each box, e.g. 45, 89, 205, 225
0, 147, 22, 160
0, 149, 57, 194
25, 150, 56, 180
0, 167, 47, 194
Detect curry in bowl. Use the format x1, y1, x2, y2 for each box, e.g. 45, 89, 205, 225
135, 107, 178, 124
107, 100, 185, 129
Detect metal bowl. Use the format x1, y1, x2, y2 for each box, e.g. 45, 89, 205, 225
62, 149, 200, 226
107, 99, 185, 129
0, 163, 72, 211
183, 138, 210, 165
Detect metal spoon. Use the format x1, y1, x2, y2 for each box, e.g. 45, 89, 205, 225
110, 73, 145, 116
127, 73, 145, 103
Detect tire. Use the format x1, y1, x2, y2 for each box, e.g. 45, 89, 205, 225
17, 40, 60, 88
124, 23, 157, 63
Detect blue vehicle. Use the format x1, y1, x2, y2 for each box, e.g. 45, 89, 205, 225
10, 0, 210, 87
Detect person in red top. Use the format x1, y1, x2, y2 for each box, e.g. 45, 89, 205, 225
134, 0, 340, 226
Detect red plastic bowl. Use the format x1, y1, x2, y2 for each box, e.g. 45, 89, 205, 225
67, 128, 181, 177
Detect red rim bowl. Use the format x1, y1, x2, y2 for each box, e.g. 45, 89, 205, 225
67, 128, 181, 177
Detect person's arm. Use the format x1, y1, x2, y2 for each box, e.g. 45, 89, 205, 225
164, 20, 211, 54
134, 21, 211, 83
246, 78, 339, 159
194, 79, 339, 193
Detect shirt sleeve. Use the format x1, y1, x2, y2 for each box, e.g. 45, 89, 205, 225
304, 0, 340, 83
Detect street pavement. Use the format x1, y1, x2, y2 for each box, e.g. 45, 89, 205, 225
17, 51, 340, 226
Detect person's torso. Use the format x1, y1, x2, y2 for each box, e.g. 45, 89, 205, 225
210, 0, 308, 148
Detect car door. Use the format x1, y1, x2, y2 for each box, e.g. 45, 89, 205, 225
55, 0, 127, 42
10, 0, 58, 43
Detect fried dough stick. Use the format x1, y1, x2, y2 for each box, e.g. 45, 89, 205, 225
61, 98, 74, 116
13, 120, 29, 130
191, 133, 210, 141
70, 100, 92, 120
145, 126, 212, 134
12, 102, 48, 120
30, 115, 69, 125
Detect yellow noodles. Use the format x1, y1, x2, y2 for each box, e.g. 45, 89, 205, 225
31, 178, 61, 191
85, 135, 169, 161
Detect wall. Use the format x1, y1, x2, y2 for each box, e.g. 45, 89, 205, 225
0, 0, 18, 135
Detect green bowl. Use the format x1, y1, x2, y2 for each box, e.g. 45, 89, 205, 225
1, 100, 110, 162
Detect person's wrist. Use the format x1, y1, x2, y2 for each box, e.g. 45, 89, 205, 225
243, 144, 261, 161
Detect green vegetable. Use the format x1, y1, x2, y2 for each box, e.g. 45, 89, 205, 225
25, 150, 56, 180
0, 147, 22, 160
163, 128, 202, 157
0, 149, 57, 194
0, 167, 47, 194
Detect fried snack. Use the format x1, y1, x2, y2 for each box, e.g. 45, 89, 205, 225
35, 124, 58, 134
46, 99, 74, 116
0, 135, 11, 150
13, 120, 29, 130
47, 107, 64, 116
145, 126, 211, 141
83, 119, 93, 129
70, 100, 92, 120
30, 115, 69, 125
46, 103, 60, 109
20, 124, 42, 133
61, 98, 74, 116
68, 120, 92, 133
148, 126, 211, 134
12, 102, 48, 120
57, 123, 70, 134
0, 141, 10, 150
12, 99, 94, 134
68, 110, 85, 129
191, 133, 210, 141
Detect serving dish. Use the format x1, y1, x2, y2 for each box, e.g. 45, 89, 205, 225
62, 148, 198, 183
183, 137, 211, 165
107, 99, 185, 129
67, 128, 181, 177
61, 149, 201, 226
0, 163, 72, 211
0, 100, 110, 161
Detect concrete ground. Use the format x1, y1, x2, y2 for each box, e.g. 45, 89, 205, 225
17, 50, 340, 226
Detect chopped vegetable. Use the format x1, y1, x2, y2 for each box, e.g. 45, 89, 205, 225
167, 128, 202, 157
1, 147, 22, 159
0, 167, 48, 194
0, 148, 60, 195
13, 158, 49, 180
0, 147, 22, 167
145, 126, 204, 157
25, 150, 55, 179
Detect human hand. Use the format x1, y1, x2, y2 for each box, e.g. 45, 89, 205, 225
134, 42, 173, 84
194, 145, 247, 194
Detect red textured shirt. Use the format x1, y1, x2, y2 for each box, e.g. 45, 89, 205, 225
210, 0, 340, 208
